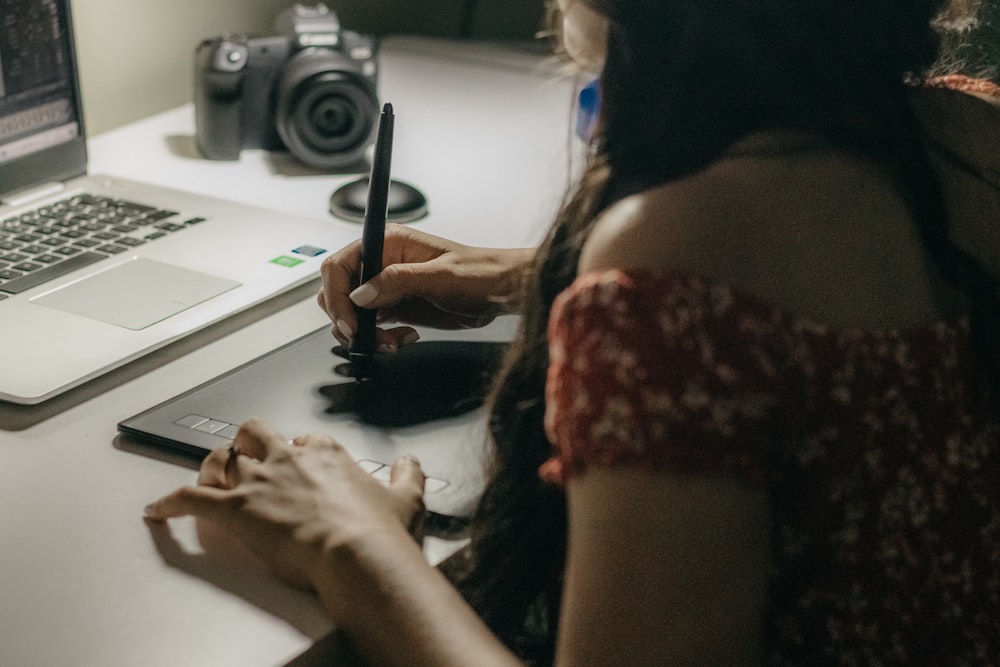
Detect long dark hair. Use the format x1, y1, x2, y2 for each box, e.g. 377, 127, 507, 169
445, 1, 998, 662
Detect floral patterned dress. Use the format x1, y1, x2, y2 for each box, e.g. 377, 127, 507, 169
540, 269, 1000, 664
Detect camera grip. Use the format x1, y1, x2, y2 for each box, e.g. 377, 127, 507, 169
194, 39, 247, 161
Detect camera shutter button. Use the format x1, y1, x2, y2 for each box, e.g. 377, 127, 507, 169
212, 41, 248, 72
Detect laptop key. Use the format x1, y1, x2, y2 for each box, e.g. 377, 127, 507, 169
96, 244, 127, 254
117, 200, 157, 212
12, 262, 42, 272
0, 251, 105, 294
144, 210, 178, 223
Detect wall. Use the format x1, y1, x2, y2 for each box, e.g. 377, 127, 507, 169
70, 0, 1000, 136
73, 0, 286, 135
72, 0, 547, 135
332, 0, 547, 39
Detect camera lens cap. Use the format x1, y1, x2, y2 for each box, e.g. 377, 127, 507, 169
329, 177, 428, 224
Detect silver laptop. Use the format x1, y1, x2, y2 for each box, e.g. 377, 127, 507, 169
0, 0, 354, 404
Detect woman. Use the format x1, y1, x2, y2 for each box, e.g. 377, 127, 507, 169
146, 0, 1000, 663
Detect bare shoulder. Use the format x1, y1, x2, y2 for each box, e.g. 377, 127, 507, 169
577, 140, 943, 327
578, 147, 836, 282
577, 167, 731, 276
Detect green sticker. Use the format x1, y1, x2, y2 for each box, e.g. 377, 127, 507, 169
270, 255, 304, 267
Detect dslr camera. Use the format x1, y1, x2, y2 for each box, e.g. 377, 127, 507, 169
194, 3, 378, 169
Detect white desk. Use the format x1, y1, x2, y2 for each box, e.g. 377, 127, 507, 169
0, 37, 576, 667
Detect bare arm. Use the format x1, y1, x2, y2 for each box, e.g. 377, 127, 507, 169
311, 528, 521, 667
557, 468, 770, 666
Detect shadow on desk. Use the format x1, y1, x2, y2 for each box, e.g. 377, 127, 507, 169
122, 441, 372, 667
145, 508, 367, 666
118, 429, 366, 665
0, 280, 320, 431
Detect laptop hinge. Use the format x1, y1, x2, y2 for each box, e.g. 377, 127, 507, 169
1, 182, 67, 208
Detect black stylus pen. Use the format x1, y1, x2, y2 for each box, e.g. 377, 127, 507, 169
349, 102, 394, 378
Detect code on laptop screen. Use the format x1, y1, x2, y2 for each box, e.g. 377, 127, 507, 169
0, 0, 79, 163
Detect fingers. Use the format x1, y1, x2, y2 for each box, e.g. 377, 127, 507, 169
390, 455, 426, 537
318, 225, 453, 335
224, 445, 243, 487
318, 240, 363, 335
196, 419, 280, 488
390, 455, 426, 503
336, 264, 414, 320
197, 446, 233, 487
354, 262, 439, 310
289, 431, 337, 449
231, 419, 288, 461
375, 326, 420, 353
319, 242, 420, 348
319, 225, 429, 314
144, 484, 232, 522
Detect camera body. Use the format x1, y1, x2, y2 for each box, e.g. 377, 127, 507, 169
194, 3, 379, 169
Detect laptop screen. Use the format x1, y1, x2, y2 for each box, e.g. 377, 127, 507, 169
0, 0, 87, 199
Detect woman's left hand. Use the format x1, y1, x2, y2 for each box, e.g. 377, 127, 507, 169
144, 419, 426, 592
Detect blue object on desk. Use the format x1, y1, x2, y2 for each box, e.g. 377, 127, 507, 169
576, 78, 600, 143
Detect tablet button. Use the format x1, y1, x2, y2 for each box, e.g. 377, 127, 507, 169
174, 414, 209, 428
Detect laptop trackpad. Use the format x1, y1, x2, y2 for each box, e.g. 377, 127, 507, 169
33, 258, 241, 330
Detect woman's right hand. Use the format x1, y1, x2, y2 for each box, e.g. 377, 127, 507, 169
318, 224, 534, 351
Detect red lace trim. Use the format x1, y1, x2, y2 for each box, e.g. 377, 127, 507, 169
926, 74, 1000, 97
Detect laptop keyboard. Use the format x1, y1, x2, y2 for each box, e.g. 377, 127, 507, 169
0, 193, 205, 298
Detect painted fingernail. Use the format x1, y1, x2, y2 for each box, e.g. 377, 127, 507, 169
335, 318, 354, 339
350, 283, 378, 308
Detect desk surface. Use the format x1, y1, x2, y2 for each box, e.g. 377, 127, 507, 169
0, 37, 575, 667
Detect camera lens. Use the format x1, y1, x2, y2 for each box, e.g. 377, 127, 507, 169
311, 95, 354, 137
275, 49, 378, 169
299, 81, 367, 144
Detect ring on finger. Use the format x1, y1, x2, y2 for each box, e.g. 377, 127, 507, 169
225, 445, 242, 487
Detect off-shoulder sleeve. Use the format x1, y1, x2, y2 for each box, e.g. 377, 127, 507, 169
925, 74, 1000, 98
541, 270, 784, 487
